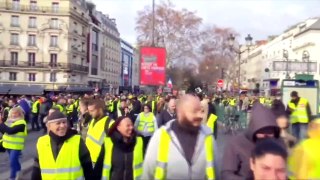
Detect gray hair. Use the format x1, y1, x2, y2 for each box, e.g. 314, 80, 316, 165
8, 107, 25, 120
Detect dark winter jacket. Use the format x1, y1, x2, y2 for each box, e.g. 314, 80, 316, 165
94, 131, 139, 180
221, 103, 282, 180
271, 99, 286, 117
31, 129, 93, 180
130, 100, 141, 122
39, 100, 52, 116
157, 109, 176, 127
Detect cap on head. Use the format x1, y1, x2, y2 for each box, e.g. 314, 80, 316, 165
45, 111, 67, 124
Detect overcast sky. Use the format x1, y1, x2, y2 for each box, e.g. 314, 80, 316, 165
92, 0, 320, 45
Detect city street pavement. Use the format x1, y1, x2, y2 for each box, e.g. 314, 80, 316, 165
0, 123, 235, 179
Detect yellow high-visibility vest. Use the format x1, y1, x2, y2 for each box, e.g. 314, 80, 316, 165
152, 101, 156, 113
55, 104, 66, 115
288, 98, 309, 124
288, 138, 320, 179
37, 135, 84, 180
31, 100, 40, 114
3, 119, 27, 150
137, 112, 155, 133
206, 114, 217, 133
102, 137, 143, 180
66, 104, 74, 115
154, 128, 215, 180
85, 116, 114, 163
229, 99, 236, 106
259, 97, 265, 104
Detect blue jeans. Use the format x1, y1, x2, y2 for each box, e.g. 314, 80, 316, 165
291, 123, 308, 141
7, 149, 21, 179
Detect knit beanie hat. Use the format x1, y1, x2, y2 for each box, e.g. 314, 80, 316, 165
46, 111, 67, 124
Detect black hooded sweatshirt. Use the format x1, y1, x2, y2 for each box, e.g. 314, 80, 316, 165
221, 103, 283, 180
94, 131, 138, 180
31, 129, 93, 180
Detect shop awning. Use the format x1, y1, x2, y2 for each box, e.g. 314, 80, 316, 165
0, 84, 13, 94
9, 85, 44, 95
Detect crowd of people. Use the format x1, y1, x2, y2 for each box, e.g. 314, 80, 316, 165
0, 90, 318, 180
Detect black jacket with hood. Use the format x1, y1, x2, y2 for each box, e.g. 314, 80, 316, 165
94, 131, 139, 180
221, 103, 282, 180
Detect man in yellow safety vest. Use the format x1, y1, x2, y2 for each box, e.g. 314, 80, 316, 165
142, 95, 217, 180
31, 110, 93, 179
286, 91, 311, 141
86, 99, 114, 165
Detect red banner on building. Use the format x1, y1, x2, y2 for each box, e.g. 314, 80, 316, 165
140, 47, 166, 86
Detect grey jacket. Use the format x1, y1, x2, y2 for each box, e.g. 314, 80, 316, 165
142, 120, 219, 180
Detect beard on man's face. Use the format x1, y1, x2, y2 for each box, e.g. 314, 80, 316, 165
178, 114, 201, 132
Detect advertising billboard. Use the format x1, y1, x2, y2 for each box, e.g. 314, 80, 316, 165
140, 47, 166, 86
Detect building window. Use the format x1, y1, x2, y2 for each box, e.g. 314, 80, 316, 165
28, 35, 36, 46
50, 36, 58, 47
50, 18, 59, 29
82, 26, 85, 36
73, 22, 77, 33
12, 0, 20, 10
10, 52, 18, 66
10, 33, 19, 45
28, 17, 37, 28
91, 55, 98, 75
28, 53, 35, 66
50, 54, 57, 67
50, 72, 57, 82
28, 73, 36, 81
92, 30, 98, 52
9, 72, 17, 81
52, 2, 59, 13
11, 15, 19, 27
30, 1, 37, 11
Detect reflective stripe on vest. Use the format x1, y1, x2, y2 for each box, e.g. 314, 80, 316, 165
32, 100, 40, 114
289, 98, 309, 124
137, 113, 155, 133
206, 114, 217, 133
3, 119, 27, 150
37, 135, 84, 180
102, 137, 144, 180
85, 116, 114, 163
154, 128, 216, 180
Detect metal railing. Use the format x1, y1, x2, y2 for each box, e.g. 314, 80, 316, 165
0, 60, 89, 73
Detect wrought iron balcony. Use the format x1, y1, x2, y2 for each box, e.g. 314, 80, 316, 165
0, 60, 89, 73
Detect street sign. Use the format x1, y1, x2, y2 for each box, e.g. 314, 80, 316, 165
217, 79, 224, 87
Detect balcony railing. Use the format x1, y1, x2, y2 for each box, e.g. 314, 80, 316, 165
0, 60, 89, 73
0, 2, 87, 18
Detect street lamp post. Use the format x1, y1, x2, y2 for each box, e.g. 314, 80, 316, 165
283, 49, 289, 79
228, 34, 253, 91
302, 50, 310, 74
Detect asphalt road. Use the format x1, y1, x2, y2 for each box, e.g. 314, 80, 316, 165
0, 123, 233, 180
